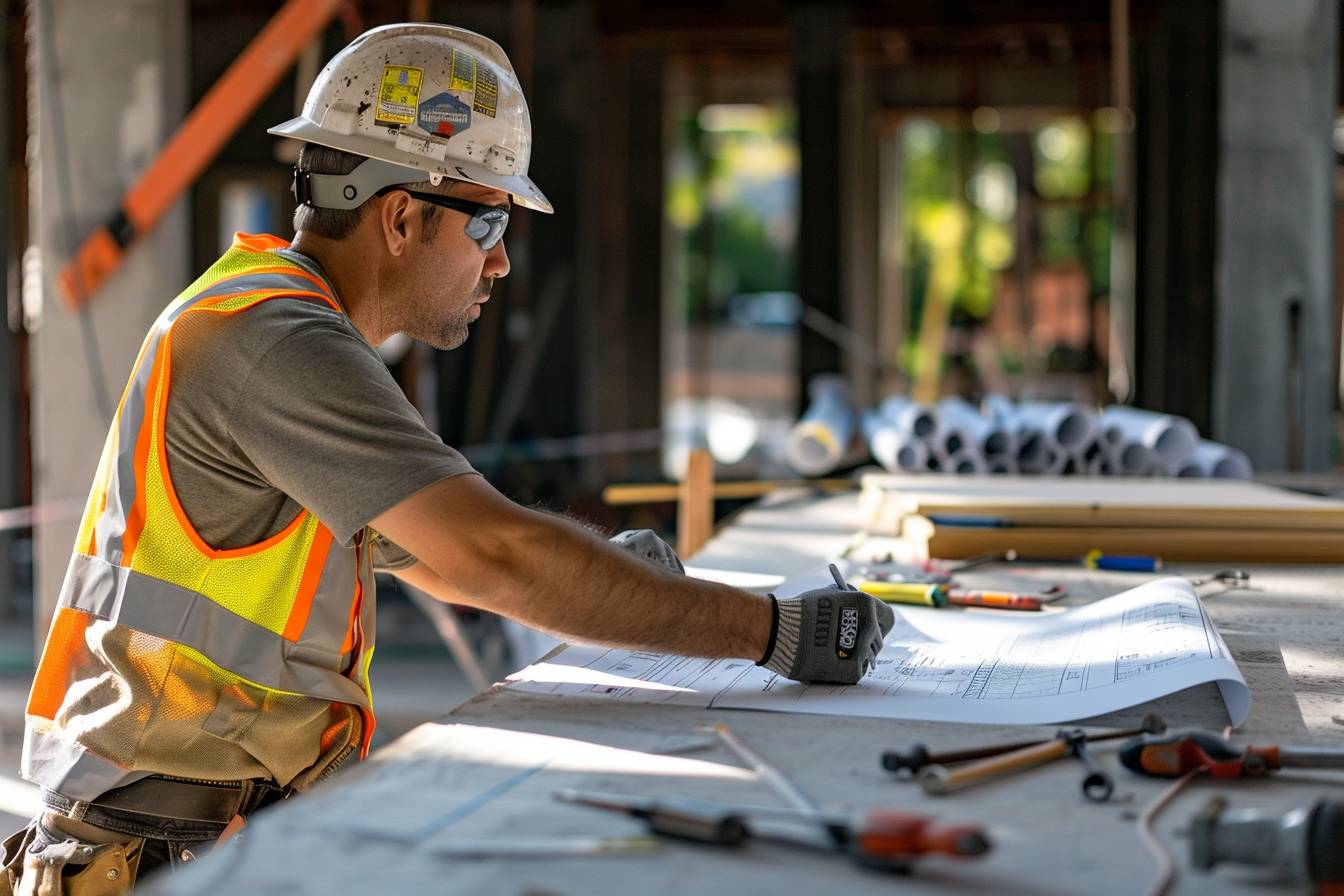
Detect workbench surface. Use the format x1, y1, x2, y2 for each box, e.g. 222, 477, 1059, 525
153, 489, 1344, 895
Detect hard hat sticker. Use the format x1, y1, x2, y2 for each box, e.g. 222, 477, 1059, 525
449, 49, 477, 93
394, 130, 449, 162
417, 91, 472, 138
473, 66, 498, 118
376, 65, 424, 126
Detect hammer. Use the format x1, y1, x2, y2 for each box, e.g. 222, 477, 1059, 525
884, 713, 1165, 775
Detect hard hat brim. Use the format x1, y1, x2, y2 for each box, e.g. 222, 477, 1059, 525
269, 116, 554, 215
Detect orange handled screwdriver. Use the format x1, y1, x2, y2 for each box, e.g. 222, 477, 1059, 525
1119, 729, 1344, 779
555, 790, 990, 871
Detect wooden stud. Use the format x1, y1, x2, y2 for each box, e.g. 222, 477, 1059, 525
677, 449, 714, 559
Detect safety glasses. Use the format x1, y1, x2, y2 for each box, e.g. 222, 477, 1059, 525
379, 188, 511, 251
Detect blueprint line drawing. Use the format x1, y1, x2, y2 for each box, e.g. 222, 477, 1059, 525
506, 576, 1249, 726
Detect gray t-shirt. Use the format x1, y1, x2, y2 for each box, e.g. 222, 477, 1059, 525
164, 248, 475, 567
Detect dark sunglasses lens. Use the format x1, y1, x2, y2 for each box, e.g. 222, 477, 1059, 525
464, 209, 509, 251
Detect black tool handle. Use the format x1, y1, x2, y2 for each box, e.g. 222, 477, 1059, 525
881, 744, 931, 773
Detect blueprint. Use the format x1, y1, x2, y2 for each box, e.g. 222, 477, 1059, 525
505, 574, 1250, 726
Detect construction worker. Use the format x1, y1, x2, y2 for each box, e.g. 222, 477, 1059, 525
1, 24, 893, 893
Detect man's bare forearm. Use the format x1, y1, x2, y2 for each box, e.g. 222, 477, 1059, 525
495, 510, 771, 658
374, 475, 774, 661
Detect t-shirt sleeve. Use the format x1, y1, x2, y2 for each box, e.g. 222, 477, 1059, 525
370, 530, 417, 572
226, 320, 476, 544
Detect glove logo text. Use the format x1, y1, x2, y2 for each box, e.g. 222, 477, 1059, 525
837, 606, 859, 658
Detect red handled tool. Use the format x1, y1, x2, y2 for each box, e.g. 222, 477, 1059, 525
1119, 729, 1344, 779
555, 790, 990, 872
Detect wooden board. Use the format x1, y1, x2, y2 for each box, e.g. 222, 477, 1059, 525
900, 514, 1344, 562
860, 473, 1344, 532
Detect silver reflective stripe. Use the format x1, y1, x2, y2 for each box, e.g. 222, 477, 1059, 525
96, 339, 157, 561
296, 533, 357, 651
21, 724, 153, 804
60, 553, 370, 708
358, 545, 377, 683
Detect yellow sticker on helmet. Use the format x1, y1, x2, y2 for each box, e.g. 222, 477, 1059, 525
448, 49, 476, 93
376, 65, 423, 126
473, 64, 498, 118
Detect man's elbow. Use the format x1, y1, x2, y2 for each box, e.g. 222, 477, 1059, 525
421, 508, 553, 609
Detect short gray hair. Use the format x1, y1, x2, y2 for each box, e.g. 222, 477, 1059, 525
293, 143, 444, 241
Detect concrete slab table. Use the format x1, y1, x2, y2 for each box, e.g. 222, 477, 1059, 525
153, 489, 1344, 895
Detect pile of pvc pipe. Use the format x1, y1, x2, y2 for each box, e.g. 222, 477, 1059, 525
848, 394, 1253, 479
785, 374, 856, 476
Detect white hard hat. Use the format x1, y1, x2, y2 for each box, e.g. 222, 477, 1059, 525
269, 23, 552, 213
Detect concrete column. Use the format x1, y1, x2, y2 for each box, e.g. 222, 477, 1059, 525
1214, 0, 1336, 470
29, 0, 188, 638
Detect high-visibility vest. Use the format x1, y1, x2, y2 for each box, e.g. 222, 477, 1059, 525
24, 234, 376, 802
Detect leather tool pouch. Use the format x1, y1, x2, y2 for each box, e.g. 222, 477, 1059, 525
0, 823, 142, 896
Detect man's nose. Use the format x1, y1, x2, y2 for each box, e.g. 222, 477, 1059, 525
485, 240, 510, 279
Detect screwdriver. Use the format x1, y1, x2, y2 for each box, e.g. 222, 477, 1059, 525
554, 789, 991, 871
1118, 729, 1344, 779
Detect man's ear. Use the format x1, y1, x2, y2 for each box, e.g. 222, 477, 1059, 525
378, 191, 416, 257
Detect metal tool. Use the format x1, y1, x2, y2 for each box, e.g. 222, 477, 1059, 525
883, 713, 1166, 775
556, 790, 751, 846
1064, 731, 1114, 802
554, 789, 991, 872
919, 728, 1116, 801
1186, 569, 1251, 588
948, 550, 1018, 573
1190, 797, 1344, 886
706, 723, 821, 818
1119, 729, 1344, 779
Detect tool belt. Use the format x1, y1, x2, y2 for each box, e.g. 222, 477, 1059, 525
42, 775, 289, 841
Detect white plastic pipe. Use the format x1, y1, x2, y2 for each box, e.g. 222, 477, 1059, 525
937, 397, 1016, 457
1171, 440, 1253, 480
985, 454, 1019, 474
1013, 401, 1098, 453
1113, 441, 1156, 475
940, 449, 989, 475
1086, 449, 1118, 477
862, 410, 928, 473
878, 395, 939, 440
786, 374, 854, 476
1100, 406, 1199, 467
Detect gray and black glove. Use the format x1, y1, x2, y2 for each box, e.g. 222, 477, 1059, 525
757, 564, 895, 684
610, 529, 685, 574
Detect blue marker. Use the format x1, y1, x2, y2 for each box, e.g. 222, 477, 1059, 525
927, 514, 1014, 528
1085, 550, 1163, 572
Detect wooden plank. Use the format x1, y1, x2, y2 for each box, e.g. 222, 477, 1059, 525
860, 473, 1344, 530
676, 449, 714, 558
604, 478, 853, 505
901, 514, 1344, 563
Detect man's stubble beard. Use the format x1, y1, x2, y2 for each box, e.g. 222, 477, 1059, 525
404, 279, 492, 351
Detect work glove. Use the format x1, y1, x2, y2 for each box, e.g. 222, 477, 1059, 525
758, 564, 895, 685
610, 529, 685, 574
